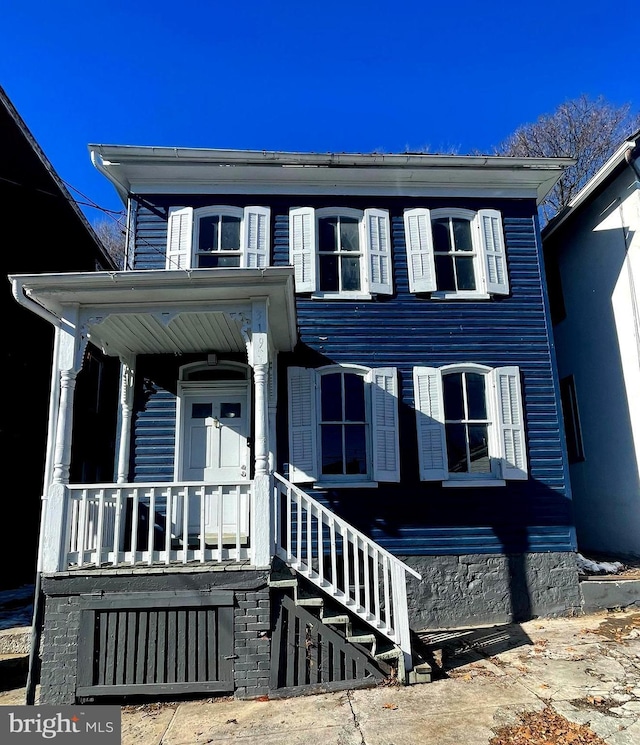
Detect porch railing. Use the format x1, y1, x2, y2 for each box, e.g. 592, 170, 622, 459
273, 472, 421, 664
65, 481, 251, 568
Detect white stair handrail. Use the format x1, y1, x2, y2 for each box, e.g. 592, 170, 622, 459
273, 472, 420, 672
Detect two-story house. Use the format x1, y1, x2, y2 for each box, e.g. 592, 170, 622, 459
10, 146, 581, 704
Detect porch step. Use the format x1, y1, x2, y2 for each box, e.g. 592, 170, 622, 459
269, 560, 412, 680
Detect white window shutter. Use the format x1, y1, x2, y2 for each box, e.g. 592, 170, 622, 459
365, 209, 393, 295
166, 207, 193, 270
478, 209, 509, 295
243, 206, 270, 268
289, 207, 317, 292
404, 208, 436, 293
370, 367, 400, 482
287, 367, 318, 483
413, 367, 448, 481
492, 366, 528, 479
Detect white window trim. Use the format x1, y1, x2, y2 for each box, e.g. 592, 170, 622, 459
413, 362, 527, 484
166, 205, 270, 270
287, 363, 400, 486
404, 207, 509, 299
289, 206, 393, 299
193, 205, 244, 268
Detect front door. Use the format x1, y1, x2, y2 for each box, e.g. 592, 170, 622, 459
181, 388, 250, 483
178, 384, 251, 544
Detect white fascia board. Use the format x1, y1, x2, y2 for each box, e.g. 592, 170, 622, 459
89, 145, 574, 205
544, 133, 640, 239
9, 267, 297, 350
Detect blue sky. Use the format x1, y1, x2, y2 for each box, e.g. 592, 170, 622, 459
1, 0, 638, 222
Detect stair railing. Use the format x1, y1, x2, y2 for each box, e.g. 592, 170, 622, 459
273, 472, 421, 670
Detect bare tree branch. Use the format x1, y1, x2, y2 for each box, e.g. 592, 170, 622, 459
93, 213, 126, 269
495, 95, 640, 224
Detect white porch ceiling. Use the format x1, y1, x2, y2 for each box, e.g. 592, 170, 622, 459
90, 311, 248, 356
9, 267, 297, 358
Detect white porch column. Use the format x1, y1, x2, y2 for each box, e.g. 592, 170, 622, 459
115, 357, 136, 483
52, 369, 78, 484
44, 318, 84, 572
250, 300, 272, 566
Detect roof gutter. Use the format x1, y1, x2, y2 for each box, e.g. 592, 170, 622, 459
11, 277, 62, 328
90, 147, 130, 205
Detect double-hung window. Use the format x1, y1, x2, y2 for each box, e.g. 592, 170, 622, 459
404, 208, 509, 298
166, 205, 270, 270
287, 365, 400, 485
289, 207, 393, 298
413, 364, 527, 485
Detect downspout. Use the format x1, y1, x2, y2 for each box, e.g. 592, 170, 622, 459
10, 279, 63, 705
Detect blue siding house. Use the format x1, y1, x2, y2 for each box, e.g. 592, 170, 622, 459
11, 146, 581, 703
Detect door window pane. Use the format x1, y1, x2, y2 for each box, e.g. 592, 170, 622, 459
220, 403, 241, 419
192, 403, 212, 419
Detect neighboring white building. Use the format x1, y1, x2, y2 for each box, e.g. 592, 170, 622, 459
543, 130, 640, 559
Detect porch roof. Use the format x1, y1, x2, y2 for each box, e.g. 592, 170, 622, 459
9, 267, 297, 357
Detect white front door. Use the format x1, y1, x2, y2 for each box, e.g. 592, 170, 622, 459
178, 384, 251, 543
181, 389, 250, 483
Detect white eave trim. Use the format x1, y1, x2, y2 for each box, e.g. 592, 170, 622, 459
89, 145, 574, 205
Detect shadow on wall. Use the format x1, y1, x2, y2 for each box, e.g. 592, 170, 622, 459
277, 346, 577, 628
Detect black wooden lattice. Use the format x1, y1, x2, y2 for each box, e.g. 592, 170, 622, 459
76, 591, 235, 698
269, 593, 387, 696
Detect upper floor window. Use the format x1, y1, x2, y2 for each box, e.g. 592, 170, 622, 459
404, 208, 509, 299
413, 364, 527, 485
287, 364, 400, 486
166, 205, 270, 270
289, 207, 393, 298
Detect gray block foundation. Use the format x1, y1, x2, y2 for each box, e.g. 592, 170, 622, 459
401, 551, 582, 630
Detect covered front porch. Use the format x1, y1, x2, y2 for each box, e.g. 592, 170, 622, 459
11, 266, 420, 675
11, 267, 297, 573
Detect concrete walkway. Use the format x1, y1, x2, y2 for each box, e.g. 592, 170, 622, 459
2, 608, 639, 745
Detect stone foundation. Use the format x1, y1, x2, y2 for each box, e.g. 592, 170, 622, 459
402, 551, 582, 630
